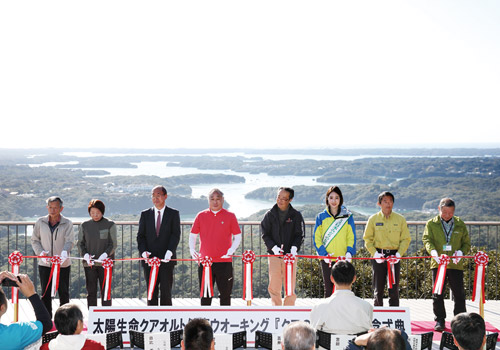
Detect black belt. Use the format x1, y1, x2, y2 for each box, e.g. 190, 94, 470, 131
376, 248, 398, 256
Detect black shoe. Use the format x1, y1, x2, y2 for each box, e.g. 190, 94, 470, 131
434, 320, 445, 332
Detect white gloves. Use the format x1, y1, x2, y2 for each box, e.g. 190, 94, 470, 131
345, 252, 352, 263
41, 251, 50, 264
164, 250, 173, 262
290, 246, 298, 257
97, 252, 108, 262
221, 249, 235, 259
190, 248, 200, 260
60, 250, 68, 263
83, 253, 94, 266
271, 245, 284, 255
453, 250, 463, 264
373, 251, 385, 264
324, 257, 331, 264
394, 252, 401, 263
142, 251, 151, 259
430, 250, 440, 264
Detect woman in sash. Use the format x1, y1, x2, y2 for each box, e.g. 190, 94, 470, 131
313, 186, 356, 297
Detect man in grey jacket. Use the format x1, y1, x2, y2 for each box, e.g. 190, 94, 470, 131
31, 196, 75, 316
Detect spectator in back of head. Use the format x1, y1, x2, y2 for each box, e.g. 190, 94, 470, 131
366, 328, 406, 350
451, 312, 486, 350
346, 328, 411, 350
282, 321, 316, 350
40, 303, 104, 350
182, 318, 214, 350
310, 260, 372, 335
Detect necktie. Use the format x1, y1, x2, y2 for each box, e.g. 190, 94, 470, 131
156, 211, 161, 237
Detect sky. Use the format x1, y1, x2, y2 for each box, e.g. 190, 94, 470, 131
1, 0, 499, 150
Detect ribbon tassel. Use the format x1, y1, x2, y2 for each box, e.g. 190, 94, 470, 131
472, 251, 489, 303
433, 254, 450, 295
283, 254, 296, 297
147, 257, 162, 300
242, 250, 256, 300
102, 258, 114, 301
200, 257, 213, 298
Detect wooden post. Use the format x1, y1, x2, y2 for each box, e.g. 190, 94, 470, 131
247, 300, 252, 306
14, 302, 18, 322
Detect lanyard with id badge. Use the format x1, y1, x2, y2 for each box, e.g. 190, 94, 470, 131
441, 219, 454, 252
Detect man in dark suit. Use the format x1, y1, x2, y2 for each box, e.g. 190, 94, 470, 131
137, 185, 181, 306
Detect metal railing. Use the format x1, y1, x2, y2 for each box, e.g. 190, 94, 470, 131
1, 221, 499, 301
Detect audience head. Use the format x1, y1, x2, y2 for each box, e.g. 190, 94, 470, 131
366, 328, 405, 350
451, 312, 486, 350
330, 260, 356, 287
282, 321, 316, 350
182, 318, 214, 350
54, 304, 84, 335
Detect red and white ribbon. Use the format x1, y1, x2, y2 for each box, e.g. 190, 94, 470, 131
102, 258, 114, 301
386, 255, 399, 290
200, 257, 213, 298
472, 251, 489, 303
283, 254, 296, 297
43, 255, 62, 297
433, 254, 450, 295
8, 251, 23, 303
147, 257, 162, 300
242, 250, 256, 300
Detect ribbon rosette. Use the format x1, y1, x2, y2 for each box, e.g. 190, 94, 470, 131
242, 250, 256, 300
386, 255, 399, 290
101, 258, 114, 301
147, 257, 162, 300
8, 251, 23, 303
432, 254, 450, 295
472, 251, 489, 303
200, 256, 214, 298
283, 253, 296, 297
42, 255, 62, 297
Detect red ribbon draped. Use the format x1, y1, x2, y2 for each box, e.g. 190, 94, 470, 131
102, 258, 114, 301
200, 257, 214, 298
472, 251, 489, 303
242, 250, 256, 300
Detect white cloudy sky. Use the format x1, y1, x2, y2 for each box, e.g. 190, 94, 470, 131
1, 0, 499, 149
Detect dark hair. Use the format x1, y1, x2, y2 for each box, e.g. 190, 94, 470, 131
88, 199, 105, 215
0, 288, 7, 311
279, 187, 295, 200
152, 185, 167, 196
325, 186, 344, 215
331, 260, 356, 286
366, 328, 405, 350
451, 313, 485, 350
378, 191, 395, 204
183, 318, 213, 350
439, 198, 455, 208
54, 304, 83, 335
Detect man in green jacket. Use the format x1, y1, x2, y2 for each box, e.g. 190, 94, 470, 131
422, 198, 471, 332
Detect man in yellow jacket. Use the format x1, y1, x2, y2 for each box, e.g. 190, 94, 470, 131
422, 198, 471, 332
363, 191, 411, 307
